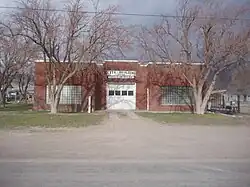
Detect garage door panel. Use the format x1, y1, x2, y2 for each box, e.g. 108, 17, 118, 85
107, 83, 136, 110
107, 99, 135, 110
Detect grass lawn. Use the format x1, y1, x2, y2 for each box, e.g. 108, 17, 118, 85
137, 112, 250, 125
0, 104, 106, 129
0, 103, 33, 112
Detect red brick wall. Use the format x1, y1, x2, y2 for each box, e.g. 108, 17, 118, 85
136, 65, 148, 110
148, 84, 192, 112
34, 61, 199, 112
34, 62, 105, 112
146, 64, 193, 112
33, 63, 46, 110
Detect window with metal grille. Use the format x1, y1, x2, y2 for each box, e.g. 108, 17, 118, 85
122, 91, 127, 96
46, 85, 82, 104
161, 86, 192, 105
109, 90, 114, 96
115, 90, 121, 96
128, 91, 134, 96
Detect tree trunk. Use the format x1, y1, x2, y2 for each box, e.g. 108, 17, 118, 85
193, 85, 204, 115
194, 89, 214, 115
22, 90, 28, 104
195, 92, 204, 115
1, 91, 6, 108
49, 85, 63, 114
50, 102, 58, 114
237, 95, 240, 113
50, 95, 60, 114
0, 92, 2, 106
200, 93, 211, 115
193, 74, 218, 115
20, 94, 28, 104
199, 104, 207, 115
194, 95, 211, 115
24, 96, 28, 104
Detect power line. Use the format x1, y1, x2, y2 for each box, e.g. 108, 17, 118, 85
0, 5, 250, 21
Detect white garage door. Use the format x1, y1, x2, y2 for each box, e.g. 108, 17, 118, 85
107, 83, 136, 110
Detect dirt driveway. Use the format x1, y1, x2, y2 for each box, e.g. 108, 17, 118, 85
1, 111, 250, 187
0, 111, 250, 160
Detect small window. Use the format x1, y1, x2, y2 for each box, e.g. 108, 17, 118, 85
128, 91, 134, 96
122, 91, 127, 96
109, 90, 114, 96
115, 90, 121, 96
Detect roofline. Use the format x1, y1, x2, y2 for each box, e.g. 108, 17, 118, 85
104, 60, 139, 63
148, 61, 204, 65
34, 59, 139, 63
34, 59, 204, 66
139, 61, 204, 66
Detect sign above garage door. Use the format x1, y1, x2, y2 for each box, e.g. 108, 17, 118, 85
107, 70, 136, 79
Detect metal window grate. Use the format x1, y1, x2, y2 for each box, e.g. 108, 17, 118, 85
161, 86, 192, 105
46, 85, 82, 104
122, 91, 127, 96
109, 90, 115, 96
128, 91, 134, 96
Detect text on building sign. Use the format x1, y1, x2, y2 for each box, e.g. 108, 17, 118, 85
107, 70, 136, 79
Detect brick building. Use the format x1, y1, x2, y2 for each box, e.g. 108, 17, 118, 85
34, 60, 200, 112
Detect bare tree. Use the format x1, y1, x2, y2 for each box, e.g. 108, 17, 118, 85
17, 62, 34, 103
137, 0, 250, 114
12, 0, 129, 113
0, 24, 36, 107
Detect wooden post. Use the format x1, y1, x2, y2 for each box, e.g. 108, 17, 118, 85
146, 88, 150, 111
88, 96, 92, 113
222, 95, 225, 108
14, 92, 17, 103
237, 95, 240, 113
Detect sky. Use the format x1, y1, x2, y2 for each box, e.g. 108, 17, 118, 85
0, 0, 247, 25
0, 0, 176, 25
0, 0, 247, 60
97, 0, 176, 24
98, 0, 176, 14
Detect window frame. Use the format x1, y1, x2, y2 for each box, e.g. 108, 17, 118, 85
46, 85, 82, 105
122, 90, 128, 96
109, 90, 115, 96
128, 90, 134, 96
161, 86, 193, 106
115, 90, 121, 96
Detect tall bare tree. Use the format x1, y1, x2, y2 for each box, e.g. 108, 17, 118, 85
137, 0, 250, 114
12, 0, 129, 113
17, 62, 34, 103
0, 23, 36, 107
